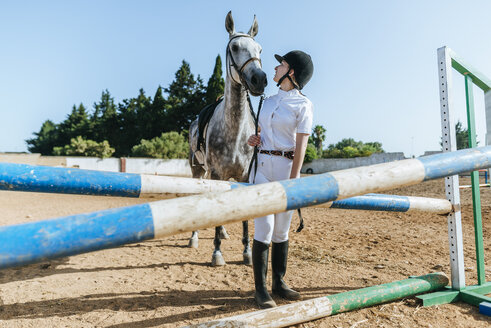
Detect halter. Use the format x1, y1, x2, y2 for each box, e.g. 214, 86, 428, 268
226, 34, 262, 91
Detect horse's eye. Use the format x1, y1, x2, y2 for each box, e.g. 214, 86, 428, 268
232, 45, 239, 52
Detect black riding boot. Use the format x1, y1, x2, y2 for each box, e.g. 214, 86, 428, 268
271, 240, 301, 300
252, 239, 276, 308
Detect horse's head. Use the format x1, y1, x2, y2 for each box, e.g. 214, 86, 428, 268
225, 11, 267, 96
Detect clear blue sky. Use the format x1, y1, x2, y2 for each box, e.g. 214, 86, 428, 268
1, 1, 491, 157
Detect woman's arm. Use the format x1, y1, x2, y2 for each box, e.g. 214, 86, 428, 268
290, 133, 310, 179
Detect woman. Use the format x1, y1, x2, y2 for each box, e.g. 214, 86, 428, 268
247, 50, 314, 308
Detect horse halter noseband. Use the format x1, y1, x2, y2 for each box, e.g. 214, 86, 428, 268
226, 34, 262, 90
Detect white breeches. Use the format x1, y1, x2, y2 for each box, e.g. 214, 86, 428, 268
250, 153, 293, 244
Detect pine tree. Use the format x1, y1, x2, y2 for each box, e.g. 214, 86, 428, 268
116, 89, 152, 156
164, 60, 206, 134
90, 90, 118, 143
134, 88, 153, 140
206, 55, 225, 104
117, 97, 139, 156
58, 103, 91, 144
149, 86, 168, 137
26, 120, 59, 154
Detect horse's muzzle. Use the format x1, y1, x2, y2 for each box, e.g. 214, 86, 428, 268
247, 69, 267, 96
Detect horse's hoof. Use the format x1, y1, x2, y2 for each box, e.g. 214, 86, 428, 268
188, 238, 198, 248
219, 229, 230, 240
243, 250, 252, 266
211, 253, 226, 267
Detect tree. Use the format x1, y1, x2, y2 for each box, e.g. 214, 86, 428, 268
26, 57, 224, 156
439, 121, 476, 150
164, 60, 207, 134
456, 121, 470, 150
52, 136, 115, 158
116, 89, 153, 156
205, 55, 225, 104
149, 86, 168, 135
57, 103, 91, 145
131, 131, 189, 159
323, 138, 384, 158
311, 125, 326, 154
90, 90, 119, 145
303, 143, 318, 163
26, 120, 59, 154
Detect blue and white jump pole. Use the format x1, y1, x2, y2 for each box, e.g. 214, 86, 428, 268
0, 146, 490, 269
0, 163, 451, 213
319, 194, 452, 214
0, 162, 242, 196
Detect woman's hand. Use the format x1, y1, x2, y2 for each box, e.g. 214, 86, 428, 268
247, 134, 261, 147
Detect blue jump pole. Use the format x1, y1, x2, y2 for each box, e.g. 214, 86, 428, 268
0, 146, 490, 269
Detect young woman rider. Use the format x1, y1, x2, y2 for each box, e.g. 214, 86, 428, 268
247, 50, 314, 308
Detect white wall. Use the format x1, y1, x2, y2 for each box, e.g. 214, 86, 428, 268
65, 157, 192, 177
301, 152, 406, 174
125, 158, 191, 177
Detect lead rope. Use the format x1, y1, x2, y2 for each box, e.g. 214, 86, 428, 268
247, 94, 263, 184
246, 94, 304, 233
296, 209, 304, 232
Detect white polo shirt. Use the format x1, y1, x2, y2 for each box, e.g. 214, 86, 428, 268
258, 88, 313, 152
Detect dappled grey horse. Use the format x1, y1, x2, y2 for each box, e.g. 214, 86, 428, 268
188, 11, 267, 266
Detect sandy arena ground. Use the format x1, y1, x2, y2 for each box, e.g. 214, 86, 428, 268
0, 177, 490, 327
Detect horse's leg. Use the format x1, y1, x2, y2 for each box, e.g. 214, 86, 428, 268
188, 230, 199, 248
211, 226, 226, 266
218, 226, 230, 239
187, 139, 205, 249
242, 220, 252, 265
209, 170, 226, 266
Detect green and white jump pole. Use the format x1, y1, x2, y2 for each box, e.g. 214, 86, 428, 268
0, 146, 490, 269
186, 273, 449, 328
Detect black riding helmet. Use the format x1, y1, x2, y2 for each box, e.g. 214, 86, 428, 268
275, 50, 314, 90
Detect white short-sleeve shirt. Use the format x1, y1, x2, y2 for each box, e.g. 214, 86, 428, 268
259, 88, 313, 151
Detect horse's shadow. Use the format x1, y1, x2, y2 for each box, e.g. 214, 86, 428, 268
0, 257, 227, 285
0, 237, 226, 284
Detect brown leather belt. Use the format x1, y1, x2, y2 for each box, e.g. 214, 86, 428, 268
259, 150, 295, 160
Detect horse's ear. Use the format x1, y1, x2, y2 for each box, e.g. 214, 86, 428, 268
225, 11, 235, 36
248, 15, 258, 37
